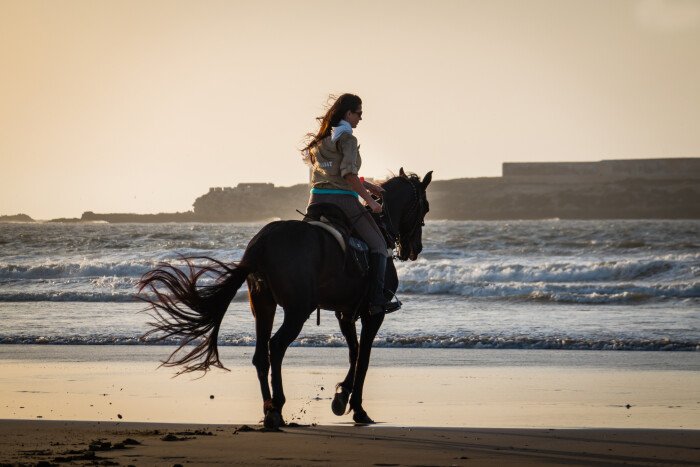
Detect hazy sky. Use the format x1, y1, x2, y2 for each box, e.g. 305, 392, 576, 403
1, 0, 699, 219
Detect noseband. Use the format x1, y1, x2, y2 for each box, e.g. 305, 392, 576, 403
381, 176, 426, 260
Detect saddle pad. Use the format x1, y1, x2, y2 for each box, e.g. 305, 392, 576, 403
307, 220, 346, 252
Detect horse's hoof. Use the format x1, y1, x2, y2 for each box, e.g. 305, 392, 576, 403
331, 386, 350, 416
352, 409, 375, 424
264, 410, 283, 431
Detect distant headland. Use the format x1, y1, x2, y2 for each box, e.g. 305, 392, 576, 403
0, 214, 34, 223
3, 158, 699, 223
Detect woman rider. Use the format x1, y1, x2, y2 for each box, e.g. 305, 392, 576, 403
302, 93, 396, 315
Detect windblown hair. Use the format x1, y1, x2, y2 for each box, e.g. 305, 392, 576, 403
138, 256, 249, 375
301, 93, 362, 164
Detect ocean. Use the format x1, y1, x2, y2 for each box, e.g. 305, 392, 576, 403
0, 220, 698, 352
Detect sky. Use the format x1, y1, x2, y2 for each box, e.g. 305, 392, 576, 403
1, 0, 699, 219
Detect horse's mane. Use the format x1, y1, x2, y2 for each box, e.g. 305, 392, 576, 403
380, 171, 429, 219
379, 171, 421, 188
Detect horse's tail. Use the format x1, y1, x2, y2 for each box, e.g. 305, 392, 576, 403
137, 256, 249, 375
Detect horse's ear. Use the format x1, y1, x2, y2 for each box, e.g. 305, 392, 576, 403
422, 171, 433, 189
399, 167, 406, 177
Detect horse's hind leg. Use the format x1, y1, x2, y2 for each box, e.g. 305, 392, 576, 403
266, 310, 309, 429
248, 282, 276, 424
332, 315, 358, 416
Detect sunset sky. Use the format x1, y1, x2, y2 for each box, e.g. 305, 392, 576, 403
1, 0, 699, 219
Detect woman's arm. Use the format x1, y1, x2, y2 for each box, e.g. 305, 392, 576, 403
344, 174, 382, 213
363, 179, 385, 197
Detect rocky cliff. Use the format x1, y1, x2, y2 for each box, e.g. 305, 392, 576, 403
426, 177, 700, 219
0, 214, 34, 223
41, 158, 700, 222
186, 176, 699, 221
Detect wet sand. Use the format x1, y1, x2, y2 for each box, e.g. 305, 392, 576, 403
1, 356, 698, 428
1, 347, 699, 465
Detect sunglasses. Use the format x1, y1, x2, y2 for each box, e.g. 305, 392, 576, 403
352, 110, 363, 117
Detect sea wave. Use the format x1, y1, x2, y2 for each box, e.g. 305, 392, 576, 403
393, 257, 700, 302
1, 283, 697, 304
0, 256, 239, 281
396, 257, 697, 284
0, 261, 153, 280
397, 281, 700, 303
0, 333, 696, 351
1, 250, 698, 304
0, 290, 250, 303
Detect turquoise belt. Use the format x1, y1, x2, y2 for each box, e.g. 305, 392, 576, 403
310, 188, 359, 198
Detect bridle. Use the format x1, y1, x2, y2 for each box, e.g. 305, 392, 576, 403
381, 176, 426, 260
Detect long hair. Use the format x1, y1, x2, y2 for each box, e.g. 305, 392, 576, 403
301, 93, 362, 164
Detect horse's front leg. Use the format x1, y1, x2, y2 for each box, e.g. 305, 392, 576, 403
349, 312, 385, 424
332, 314, 358, 416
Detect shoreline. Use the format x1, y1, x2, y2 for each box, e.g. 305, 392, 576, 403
1, 420, 698, 466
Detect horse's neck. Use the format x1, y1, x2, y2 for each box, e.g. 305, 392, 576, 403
383, 181, 410, 226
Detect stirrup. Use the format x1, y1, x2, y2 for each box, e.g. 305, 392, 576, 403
384, 290, 402, 314
384, 299, 401, 313
368, 291, 402, 316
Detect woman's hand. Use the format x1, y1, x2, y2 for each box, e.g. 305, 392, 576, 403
344, 173, 383, 212
363, 180, 385, 197
367, 198, 383, 213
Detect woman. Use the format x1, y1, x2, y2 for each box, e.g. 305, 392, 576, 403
302, 93, 396, 315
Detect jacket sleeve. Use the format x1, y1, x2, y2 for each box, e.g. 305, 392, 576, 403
338, 135, 360, 177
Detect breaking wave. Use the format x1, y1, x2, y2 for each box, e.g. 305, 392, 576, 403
0, 333, 696, 351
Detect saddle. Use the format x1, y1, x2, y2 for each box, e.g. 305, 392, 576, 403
303, 203, 370, 276
304, 202, 401, 322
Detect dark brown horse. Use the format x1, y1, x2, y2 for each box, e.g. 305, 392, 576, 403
138, 169, 432, 429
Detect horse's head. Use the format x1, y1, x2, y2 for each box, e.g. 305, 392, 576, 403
381, 168, 432, 261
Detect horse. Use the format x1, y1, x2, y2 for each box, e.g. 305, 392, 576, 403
137, 168, 432, 429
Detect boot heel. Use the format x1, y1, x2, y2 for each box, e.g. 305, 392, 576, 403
384, 300, 401, 313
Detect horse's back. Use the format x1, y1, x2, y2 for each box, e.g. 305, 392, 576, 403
244, 220, 346, 309
248, 220, 326, 258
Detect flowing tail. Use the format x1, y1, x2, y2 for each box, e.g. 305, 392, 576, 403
137, 256, 249, 374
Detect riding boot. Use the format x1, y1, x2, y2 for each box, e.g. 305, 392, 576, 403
368, 253, 388, 315
368, 254, 403, 315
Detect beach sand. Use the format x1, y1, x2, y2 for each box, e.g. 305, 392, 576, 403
1, 347, 699, 465
1, 420, 699, 466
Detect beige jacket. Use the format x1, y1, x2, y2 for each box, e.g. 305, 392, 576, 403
310, 133, 362, 191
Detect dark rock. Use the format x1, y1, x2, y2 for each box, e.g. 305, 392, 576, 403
121, 438, 141, 445
89, 441, 112, 451
53, 450, 97, 462
233, 425, 256, 433
161, 433, 194, 442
